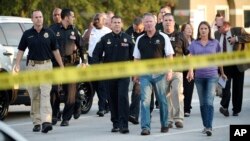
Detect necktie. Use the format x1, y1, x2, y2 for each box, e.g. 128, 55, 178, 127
223, 34, 227, 52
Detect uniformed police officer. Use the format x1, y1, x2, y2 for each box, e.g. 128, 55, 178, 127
125, 16, 144, 124
49, 7, 63, 124
50, 8, 86, 126
92, 15, 134, 134
125, 17, 145, 43
13, 10, 64, 133
162, 13, 190, 129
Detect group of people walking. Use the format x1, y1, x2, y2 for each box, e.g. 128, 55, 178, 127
14, 8, 86, 133
13, 4, 250, 137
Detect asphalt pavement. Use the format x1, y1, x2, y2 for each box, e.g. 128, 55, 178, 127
4, 70, 250, 141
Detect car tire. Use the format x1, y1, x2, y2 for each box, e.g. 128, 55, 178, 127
77, 82, 94, 114
0, 90, 9, 120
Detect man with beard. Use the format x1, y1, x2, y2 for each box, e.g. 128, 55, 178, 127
125, 16, 145, 124
49, 7, 63, 125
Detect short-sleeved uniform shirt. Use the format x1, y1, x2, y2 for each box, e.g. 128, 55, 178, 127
133, 31, 174, 59
50, 24, 84, 61
125, 26, 145, 43
166, 30, 190, 57
18, 27, 58, 61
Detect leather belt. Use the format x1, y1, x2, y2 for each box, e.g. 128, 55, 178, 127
29, 59, 51, 65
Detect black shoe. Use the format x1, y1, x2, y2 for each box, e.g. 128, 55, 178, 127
119, 128, 129, 134
141, 129, 150, 135
219, 107, 229, 117
52, 117, 57, 125
96, 110, 105, 117
60, 120, 69, 126
206, 128, 212, 136
232, 112, 239, 116
111, 127, 120, 132
41, 122, 52, 133
105, 108, 110, 114
57, 112, 61, 121
155, 101, 159, 109
74, 108, 81, 119
168, 123, 173, 128
161, 127, 169, 133
175, 121, 183, 128
184, 112, 190, 117
128, 115, 139, 125
33, 125, 41, 132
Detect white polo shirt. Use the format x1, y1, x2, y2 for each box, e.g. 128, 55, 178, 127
88, 26, 111, 57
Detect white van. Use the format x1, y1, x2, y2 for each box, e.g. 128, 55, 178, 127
0, 16, 33, 120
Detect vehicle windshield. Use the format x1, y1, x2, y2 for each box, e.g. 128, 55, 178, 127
0, 23, 33, 46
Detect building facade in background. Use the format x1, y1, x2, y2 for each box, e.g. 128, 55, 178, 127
173, 0, 250, 37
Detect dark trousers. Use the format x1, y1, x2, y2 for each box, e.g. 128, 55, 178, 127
183, 71, 195, 113
109, 78, 130, 129
150, 93, 155, 112
88, 56, 109, 111
92, 80, 109, 111
61, 83, 80, 121
129, 82, 140, 119
50, 84, 61, 118
50, 64, 61, 119
221, 65, 244, 114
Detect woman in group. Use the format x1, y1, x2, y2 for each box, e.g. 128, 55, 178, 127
186, 21, 227, 136
181, 23, 195, 117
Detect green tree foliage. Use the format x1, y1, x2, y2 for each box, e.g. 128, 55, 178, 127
0, 0, 176, 32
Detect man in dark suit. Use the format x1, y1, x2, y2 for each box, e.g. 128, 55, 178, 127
214, 20, 250, 117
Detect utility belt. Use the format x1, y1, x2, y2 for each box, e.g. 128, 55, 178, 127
63, 53, 79, 65
28, 59, 51, 66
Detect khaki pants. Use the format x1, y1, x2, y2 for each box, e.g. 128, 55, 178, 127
26, 61, 52, 125
166, 72, 184, 123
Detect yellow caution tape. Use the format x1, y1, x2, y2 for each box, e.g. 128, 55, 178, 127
0, 50, 250, 90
